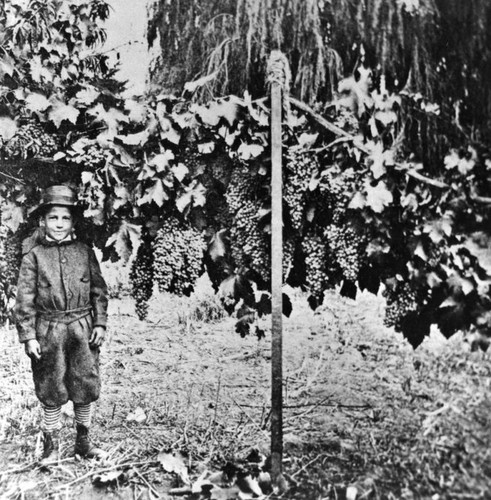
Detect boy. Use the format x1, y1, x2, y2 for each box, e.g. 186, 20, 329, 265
14, 185, 108, 465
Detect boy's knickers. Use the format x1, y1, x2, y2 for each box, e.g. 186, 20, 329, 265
31, 307, 100, 407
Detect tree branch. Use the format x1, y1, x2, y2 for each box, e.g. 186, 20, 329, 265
288, 96, 450, 189
0, 169, 25, 184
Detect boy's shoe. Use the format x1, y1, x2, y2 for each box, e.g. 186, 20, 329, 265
74, 424, 107, 459
39, 431, 60, 466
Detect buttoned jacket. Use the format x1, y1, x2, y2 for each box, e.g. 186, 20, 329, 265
15, 238, 108, 343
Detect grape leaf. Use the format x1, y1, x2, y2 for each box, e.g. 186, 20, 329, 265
368, 142, 386, 179
113, 186, 131, 211
176, 181, 206, 213
1, 201, 24, 233
298, 132, 318, 148
0, 117, 17, 141
172, 163, 189, 182
400, 311, 432, 348
25, 93, 50, 113
105, 220, 141, 263
256, 293, 272, 317
197, 142, 215, 154
208, 229, 227, 261
139, 179, 169, 207
116, 129, 149, 146
195, 98, 240, 127
156, 103, 181, 144
348, 191, 366, 210
75, 86, 100, 105
184, 71, 218, 93
0, 54, 16, 77
149, 151, 175, 173
237, 142, 264, 160
126, 406, 147, 423
29, 56, 53, 83
283, 293, 292, 317
125, 99, 147, 123
88, 103, 128, 137
158, 452, 190, 484
49, 100, 80, 128
365, 181, 393, 213
92, 470, 126, 486
436, 302, 467, 339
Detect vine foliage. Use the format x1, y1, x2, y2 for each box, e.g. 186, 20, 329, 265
0, 0, 490, 348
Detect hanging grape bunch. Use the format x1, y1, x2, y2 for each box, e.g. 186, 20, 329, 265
129, 231, 154, 321
3, 122, 59, 159
67, 142, 107, 170
225, 163, 270, 277
224, 163, 258, 215
283, 238, 296, 281
0, 218, 23, 325
319, 168, 359, 224
382, 281, 419, 330
301, 233, 329, 303
324, 223, 367, 282
152, 217, 206, 296
284, 149, 317, 230
229, 200, 269, 276
3, 228, 23, 286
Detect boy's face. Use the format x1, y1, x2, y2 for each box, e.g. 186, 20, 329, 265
44, 206, 74, 241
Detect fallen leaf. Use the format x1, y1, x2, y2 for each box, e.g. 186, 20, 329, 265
158, 451, 190, 484
126, 406, 147, 424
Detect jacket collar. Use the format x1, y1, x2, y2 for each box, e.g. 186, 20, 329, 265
42, 233, 75, 247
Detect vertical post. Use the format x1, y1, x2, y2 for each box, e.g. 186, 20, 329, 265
270, 69, 284, 488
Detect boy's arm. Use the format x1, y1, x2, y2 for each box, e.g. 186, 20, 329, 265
14, 252, 38, 343
88, 248, 108, 329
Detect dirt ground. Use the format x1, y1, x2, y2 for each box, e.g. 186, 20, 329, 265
1, 275, 491, 499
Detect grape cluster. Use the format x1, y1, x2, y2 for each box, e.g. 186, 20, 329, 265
0, 220, 22, 325
427, 244, 445, 268
3, 229, 22, 286
4, 123, 59, 159
382, 282, 418, 329
302, 233, 328, 300
225, 164, 257, 214
129, 234, 154, 320
229, 200, 269, 276
319, 169, 358, 224
283, 238, 295, 281
324, 223, 366, 282
284, 150, 316, 230
152, 217, 206, 296
333, 108, 359, 132
68, 143, 106, 170
180, 146, 201, 174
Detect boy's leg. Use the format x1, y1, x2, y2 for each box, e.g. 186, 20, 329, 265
40, 405, 61, 465
73, 402, 106, 459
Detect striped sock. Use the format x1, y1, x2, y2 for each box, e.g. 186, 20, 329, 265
42, 405, 62, 432
73, 403, 92, 427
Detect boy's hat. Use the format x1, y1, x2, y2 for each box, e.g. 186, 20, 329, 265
29, 185, 79, 216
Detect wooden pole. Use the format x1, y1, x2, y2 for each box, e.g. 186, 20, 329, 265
270, 62, 284, 489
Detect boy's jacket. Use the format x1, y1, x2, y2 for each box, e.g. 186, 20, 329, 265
15, 234, 108, 343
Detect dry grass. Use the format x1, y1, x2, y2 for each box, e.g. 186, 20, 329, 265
1, 283, 491, 499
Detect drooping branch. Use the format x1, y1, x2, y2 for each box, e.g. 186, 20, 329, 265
289, 96, 450, 189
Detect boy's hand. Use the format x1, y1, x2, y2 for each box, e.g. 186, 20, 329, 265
25, 339, 41, 360
90, 326, 106, 347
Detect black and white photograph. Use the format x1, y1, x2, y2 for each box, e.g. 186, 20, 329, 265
1, 1, 491, 498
